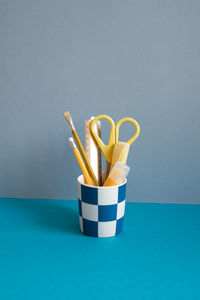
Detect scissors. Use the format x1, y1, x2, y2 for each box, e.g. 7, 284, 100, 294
90, 115, 140, 181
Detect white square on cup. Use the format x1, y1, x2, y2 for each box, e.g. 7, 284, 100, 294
81, 202, 98, 222
98, 221, 116, 237
117, 200, 126, 220
79, 216, 83, 232
98, 187, 118, 205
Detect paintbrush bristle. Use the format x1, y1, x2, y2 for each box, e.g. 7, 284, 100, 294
64, 111, 75, 130
64, 111, 69, 119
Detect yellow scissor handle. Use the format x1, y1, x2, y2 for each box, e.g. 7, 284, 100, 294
115, 117, 140, 144
90, 115, 115, 163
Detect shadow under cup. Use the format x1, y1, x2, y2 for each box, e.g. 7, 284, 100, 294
77, 175, 127, 238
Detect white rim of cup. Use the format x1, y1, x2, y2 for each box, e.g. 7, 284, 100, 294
77, 174, 127, 189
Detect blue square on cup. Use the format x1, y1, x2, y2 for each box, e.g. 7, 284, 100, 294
81, 184, 98, 205
118, 184, 126, 203
98, 204, 117, 222
82, 218, 98, 237
116, 217, 124, 235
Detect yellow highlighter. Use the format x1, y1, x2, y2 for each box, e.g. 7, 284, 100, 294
103, 161, 130, 187
69, 137, 94, 186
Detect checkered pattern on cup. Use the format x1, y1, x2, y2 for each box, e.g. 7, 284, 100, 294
77, 175, 127, 238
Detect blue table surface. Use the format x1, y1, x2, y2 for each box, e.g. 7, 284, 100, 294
0, 198, 200, 300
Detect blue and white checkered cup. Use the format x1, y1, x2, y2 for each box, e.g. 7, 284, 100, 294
77, 175, 127, 238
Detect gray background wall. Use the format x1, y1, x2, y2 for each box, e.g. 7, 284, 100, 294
1, 0, 200, 203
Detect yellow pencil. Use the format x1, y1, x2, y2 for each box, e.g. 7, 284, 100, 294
64, 111, 98, 186
69, 137, 94, 186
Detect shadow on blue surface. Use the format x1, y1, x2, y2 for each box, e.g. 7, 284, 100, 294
0, 198, 80, 235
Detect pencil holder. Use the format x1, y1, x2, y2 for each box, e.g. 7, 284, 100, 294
77, 175, 127, 238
